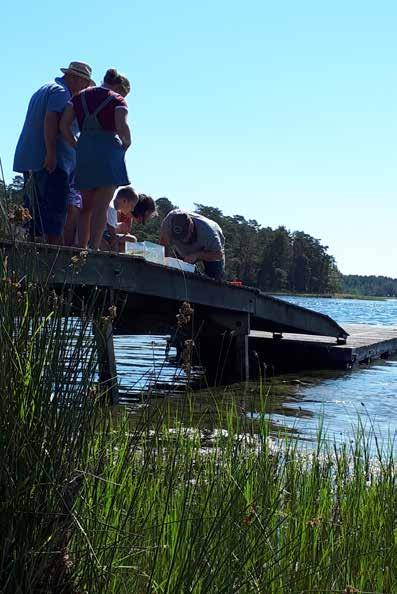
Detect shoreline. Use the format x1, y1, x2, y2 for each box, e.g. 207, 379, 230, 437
267, 291, 387, 301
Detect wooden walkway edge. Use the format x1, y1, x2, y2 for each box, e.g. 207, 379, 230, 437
250, 324, 397, 371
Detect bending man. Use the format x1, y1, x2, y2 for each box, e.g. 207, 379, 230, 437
160, 209, 225, 280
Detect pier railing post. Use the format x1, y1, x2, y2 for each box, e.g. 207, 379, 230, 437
93, 318, 119, 405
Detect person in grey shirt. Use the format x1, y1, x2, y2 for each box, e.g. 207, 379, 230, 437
160, 209, 225, 280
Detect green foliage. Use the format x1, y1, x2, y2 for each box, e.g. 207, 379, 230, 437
259, 226, 292, 291
1, 173, 24, 207
342, 274, 397, 297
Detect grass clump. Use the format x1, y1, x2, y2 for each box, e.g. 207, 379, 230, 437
0, 249, 397, 593
64, 409, 397, 593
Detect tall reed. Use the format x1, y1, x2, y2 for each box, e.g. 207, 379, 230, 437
0, 246, 396, 593
0, 247, 105, 593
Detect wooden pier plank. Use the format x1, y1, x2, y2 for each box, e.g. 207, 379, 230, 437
251, 324, 397, 347
250, 324, 397, 369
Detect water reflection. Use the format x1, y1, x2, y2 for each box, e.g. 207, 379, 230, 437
114, 334, 202, 400
114, 297, 397, 446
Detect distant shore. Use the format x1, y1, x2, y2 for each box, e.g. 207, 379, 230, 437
268, 291, 387, 301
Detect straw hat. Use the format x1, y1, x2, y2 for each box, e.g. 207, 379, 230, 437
60, 61, 95, 85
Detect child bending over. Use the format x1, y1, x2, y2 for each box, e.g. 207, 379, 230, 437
102, 187, 156, 252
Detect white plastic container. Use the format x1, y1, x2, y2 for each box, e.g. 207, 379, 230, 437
125, 241, 145, 257
125, 241, 165, 264
143, 241, 165, 264
164, 257, 196, 273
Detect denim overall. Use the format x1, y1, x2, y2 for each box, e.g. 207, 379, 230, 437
75, 90, 130, 190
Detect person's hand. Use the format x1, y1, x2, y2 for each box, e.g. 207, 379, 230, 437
184, 253, 197, 264
43, 152, 57, 174
118, 222, 130, 234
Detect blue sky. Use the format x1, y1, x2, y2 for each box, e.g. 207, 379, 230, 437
1, 0, 396, 277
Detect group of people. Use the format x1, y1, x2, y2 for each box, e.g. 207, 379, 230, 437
13, 60, 225, 279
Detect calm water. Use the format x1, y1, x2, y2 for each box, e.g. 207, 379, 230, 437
278, 295, 397, 326
114, 297, 397, 444
270, 296, 397, 443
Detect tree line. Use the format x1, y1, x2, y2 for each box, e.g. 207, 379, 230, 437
341, 275, 397, 297
2, 175, 395, 295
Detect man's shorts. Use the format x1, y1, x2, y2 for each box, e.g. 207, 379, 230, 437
24, 167, 70, 237
203, 259, 225, 281
67, 172, 82, 209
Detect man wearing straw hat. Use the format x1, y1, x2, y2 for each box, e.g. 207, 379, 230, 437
13, 61, 95, 244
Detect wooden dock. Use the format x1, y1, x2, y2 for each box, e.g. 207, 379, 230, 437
1, 240, 347, 339
2, 240, 396, 385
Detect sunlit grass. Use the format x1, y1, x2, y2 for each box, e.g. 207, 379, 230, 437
0, 247, 396, 593
66, 406, 396, 594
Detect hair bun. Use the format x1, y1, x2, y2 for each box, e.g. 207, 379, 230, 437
103, 68, 131, 95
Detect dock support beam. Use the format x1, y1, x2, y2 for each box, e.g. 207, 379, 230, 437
198, 331, 250, 385
94, 319, 119, 405
197, 313, 250, 385
233, 333, 250, 383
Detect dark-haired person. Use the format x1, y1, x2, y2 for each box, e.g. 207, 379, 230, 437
101, 188, 156, 252
131, 194, 157, 225
13, 61, 94, 244
159, 209, 225, 280
60, 68, 132, 249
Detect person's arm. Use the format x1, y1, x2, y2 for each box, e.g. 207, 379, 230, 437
159, 230, 171, 247
44, 83, 71, 172
115, 220, 130, 234
160, 232, 175, 257
43, 112, 59, 173
60, 104, 78, 149
115, 108, 131, 150
159, 213, 179, 256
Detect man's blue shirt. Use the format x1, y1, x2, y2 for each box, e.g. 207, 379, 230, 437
13, 77, 76, 175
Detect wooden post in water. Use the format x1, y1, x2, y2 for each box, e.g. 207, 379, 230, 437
94, 318, 119, 405
197, 313, 250, 385
233, 333, 250, 383
230, 312, 250, 383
